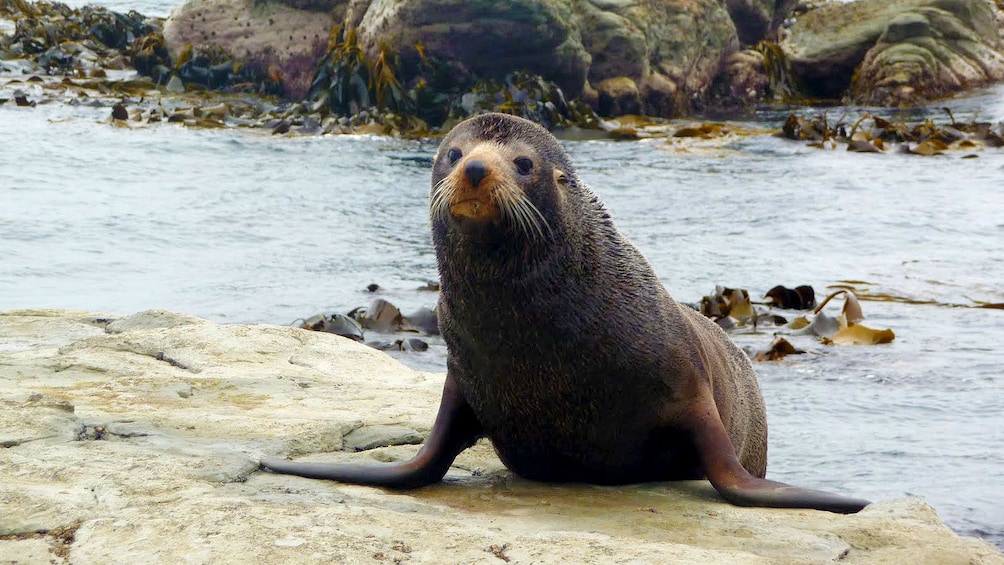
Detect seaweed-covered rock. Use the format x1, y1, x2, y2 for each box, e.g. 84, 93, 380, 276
851, 1, 1004, 106
353, 0, 590, 100
163, 0, 750, 118
783, 0, 1004, 105
0, 1, 156, 71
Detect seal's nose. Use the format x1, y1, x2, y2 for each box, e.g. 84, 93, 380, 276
464, 160, 487, 188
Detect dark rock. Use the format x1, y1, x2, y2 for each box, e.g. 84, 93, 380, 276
164, 0, 741, 118
595, 77, 642, 117
355, 298, 403, 332
725, 0, 799, 45
764, 285, 816, 310
403, 307, 439, 336
301, 313, 365, 341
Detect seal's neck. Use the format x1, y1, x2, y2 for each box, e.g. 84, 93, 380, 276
434, 223, 558, 288
431, 182, 617, 294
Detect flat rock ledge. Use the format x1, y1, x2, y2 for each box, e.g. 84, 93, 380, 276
1, 309, 1001, 564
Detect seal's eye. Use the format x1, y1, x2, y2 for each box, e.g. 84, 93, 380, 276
447, 148, 462, 165
514, 157, 533, 175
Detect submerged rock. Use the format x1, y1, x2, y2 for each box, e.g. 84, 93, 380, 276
0, 309, 1001, 562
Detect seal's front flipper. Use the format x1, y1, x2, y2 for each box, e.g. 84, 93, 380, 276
689, 408, 870, 514
261, 376, 482, 489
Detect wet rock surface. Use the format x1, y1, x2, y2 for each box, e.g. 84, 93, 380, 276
1, 309, 1002, 563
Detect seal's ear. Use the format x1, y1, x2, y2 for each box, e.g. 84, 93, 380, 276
553, 169, 568, 186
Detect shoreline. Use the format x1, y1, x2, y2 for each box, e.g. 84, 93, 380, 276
4, 1, 1004, 144
1, 308, 1001, 562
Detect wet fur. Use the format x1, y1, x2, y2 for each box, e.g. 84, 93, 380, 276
430, 114, 767, 482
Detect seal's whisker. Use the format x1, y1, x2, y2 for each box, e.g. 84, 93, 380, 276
430, 177, 456, 220
502, 182, 550, 241
521, 195, 553, 240
522, 196, 547, 241
496, 180, 544, 241
512, 195, 544, 241
492, 182, 516, 226
495, 185, 522, 235
495, 185, 515, 224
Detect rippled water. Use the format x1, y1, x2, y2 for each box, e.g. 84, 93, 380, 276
4, 88, 1002, 549
4, 1, 1004, 550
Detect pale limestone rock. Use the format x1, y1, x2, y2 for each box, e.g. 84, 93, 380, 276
0, 537, 57, 565
1, 309, 1001, 564
342, 424, 424, 451
0, 309, 108, 354
104, 308, 207, 333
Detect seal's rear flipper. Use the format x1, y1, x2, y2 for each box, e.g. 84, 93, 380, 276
713, 478, 870, 514
261, 376, 482, 489
689, 407, 870, 514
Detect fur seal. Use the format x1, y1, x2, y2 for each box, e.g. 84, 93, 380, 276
261, 113, 870, 514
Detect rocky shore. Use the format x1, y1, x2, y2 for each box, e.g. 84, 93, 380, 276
2, 309, 1003, 563
158, 0, 1004, 119
4, 0, 1004, 136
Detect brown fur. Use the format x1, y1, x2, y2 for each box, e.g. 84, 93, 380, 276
431, 113, 766, 483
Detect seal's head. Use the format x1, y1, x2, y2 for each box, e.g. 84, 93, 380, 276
430, 113, 576, 243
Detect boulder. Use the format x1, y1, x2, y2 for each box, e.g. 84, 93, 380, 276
162, 0, 750, 117
573, 0, 738, 116
851, 1, 1004, 106
2, 308, 1003, 563
348, 0, 740, 116
594, 76, 642, 116
162, 0, 345, 99
352, 0, 590, 99
710, 47, 772, 107
782, 0, 1004, 105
